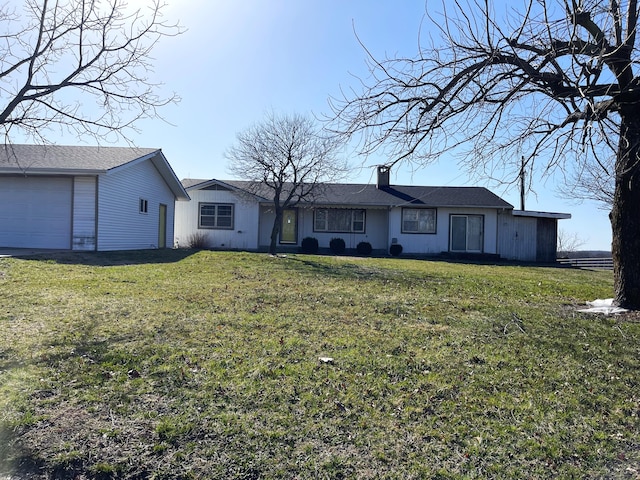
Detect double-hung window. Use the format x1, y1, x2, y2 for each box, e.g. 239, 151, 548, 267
402, 208, 436, 234
314, 208, 365, 233
199, 203, 234, 229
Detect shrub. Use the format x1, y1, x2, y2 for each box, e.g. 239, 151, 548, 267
356, 241, 373, 256
389, 244, 403, 256
329, 237, 346, 255
300, 236, 319, 254
186, 232, 209, 249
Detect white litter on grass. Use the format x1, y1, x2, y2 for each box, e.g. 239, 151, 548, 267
577, 298, 629, 315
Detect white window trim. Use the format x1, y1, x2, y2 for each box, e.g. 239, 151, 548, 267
139, 198, 149, 214
199, 202, 235, 230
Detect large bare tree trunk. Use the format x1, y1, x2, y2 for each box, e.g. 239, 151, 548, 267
611, 111, 640, 309
269, 209, 282, 255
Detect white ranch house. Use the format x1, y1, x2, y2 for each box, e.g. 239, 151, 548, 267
175, 168, 570, 262
0, 144, 189, 251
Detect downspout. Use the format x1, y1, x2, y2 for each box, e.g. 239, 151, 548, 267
496, 208, 501, 257
94, 175, 99, 251
70, 177, 75, 250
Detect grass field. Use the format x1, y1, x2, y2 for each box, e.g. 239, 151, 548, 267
0, 250, 638, 479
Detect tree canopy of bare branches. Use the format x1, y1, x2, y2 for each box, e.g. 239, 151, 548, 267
0, 0, 182, 145
332, 0, 640, 308
226, 112, 348, 255
557, 228, 587, 256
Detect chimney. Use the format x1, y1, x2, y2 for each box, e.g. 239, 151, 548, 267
377, 165, 390, 189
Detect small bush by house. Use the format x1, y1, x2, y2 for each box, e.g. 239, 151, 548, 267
300, 236, 319, 254
187, 232, 210, 249
356, 241, 373, 256
329, 237, 346, 255
389, 244, 403, 256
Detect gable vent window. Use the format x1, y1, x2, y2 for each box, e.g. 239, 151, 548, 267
199, 203, 234, 229
139, 198, 149, 214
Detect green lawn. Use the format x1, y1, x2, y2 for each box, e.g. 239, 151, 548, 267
0, 250, 638, 479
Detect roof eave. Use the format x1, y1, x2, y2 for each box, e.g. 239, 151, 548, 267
150, 151, 190, 201
0, 167, 105, 175
512, 210, 572, 219
109, 150, 189, 201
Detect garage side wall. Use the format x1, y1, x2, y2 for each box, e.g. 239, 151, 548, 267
97, 160, 176, 251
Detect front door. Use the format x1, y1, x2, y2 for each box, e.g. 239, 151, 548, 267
280, 209, 297, 244
158, 204, 167, 248
450, 215, 483, 252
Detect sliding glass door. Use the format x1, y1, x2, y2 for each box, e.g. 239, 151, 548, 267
450, 215, 483, 252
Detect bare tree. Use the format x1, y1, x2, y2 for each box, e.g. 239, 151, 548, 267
0, 0, 182, 146
332, 0, 640, 308
226, 112, 348, 255
557, 155, 614, 208
557, 229, 587, 257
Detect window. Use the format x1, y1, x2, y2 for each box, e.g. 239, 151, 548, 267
402, 208, 436, 234
139, 198, 148, 214
199, 203, 234, 229
314, 209, 365, 233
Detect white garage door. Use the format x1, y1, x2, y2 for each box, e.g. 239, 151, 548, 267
0, 176, 73, 249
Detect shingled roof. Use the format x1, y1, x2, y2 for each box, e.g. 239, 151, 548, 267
0, 144, 159, 173
0, 144, 189, 200
182, 178, 514, 209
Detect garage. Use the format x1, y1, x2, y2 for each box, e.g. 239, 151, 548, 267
0, 176, 73, 249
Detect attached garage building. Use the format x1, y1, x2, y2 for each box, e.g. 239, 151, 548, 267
0, 144, 189, 251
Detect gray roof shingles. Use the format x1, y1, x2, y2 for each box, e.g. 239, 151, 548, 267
182, 178, 514, 209
0, 144, 158, 172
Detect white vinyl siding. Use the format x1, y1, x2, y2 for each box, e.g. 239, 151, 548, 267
388, 207, 499, 255
0, 176, 72, 249
174, 186, 259, 250
97, 159, 176, 251
72, 176, 97, 251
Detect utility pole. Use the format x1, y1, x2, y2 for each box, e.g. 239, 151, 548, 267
519, 156, 526, 211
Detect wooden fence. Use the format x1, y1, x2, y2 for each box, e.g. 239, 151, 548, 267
556, 257, 614, 270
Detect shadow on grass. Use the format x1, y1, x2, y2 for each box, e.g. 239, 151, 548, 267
0, 318, 153, 480
284, 255, 447, 286
0, 434, 44, 480
12, 248, 200, 267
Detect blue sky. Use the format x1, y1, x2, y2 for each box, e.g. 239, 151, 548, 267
98, 1, 613, 250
